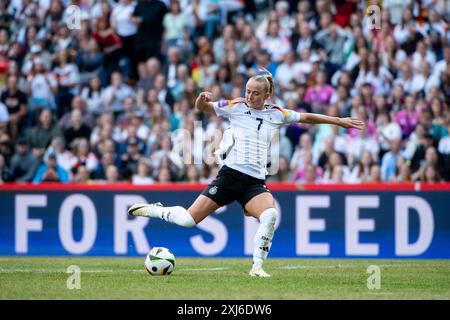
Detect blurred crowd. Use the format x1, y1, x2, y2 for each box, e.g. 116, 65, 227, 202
0, 0, 449, 184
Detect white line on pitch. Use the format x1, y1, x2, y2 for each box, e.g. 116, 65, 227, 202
0, 267, 232, 273
176, 267, 232, 271
275, 266, 306, 269
365, 292, 394, 295
0, 269, 115, 273
273, 264, 442, 270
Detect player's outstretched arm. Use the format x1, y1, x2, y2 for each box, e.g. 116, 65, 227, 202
299, 113, 365, 130
195, 92, 215, 114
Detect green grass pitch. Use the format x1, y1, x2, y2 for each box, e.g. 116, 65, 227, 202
0, 257, 449, 300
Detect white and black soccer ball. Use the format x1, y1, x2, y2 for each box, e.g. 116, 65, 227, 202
144, 247, 176, 276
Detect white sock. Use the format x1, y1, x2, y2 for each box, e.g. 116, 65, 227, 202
253, 208, 277, 269
154, 206, 196, 227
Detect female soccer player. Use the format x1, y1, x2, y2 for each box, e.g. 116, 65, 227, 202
128, 69, 364, 277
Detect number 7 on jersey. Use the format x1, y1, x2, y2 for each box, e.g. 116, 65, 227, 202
256, 118, 263, 131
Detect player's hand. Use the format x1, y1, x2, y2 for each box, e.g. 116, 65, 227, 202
339, 117, 365, 130
199, 92, 213, 103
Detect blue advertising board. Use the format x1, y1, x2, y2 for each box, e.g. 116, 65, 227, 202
0, 185, 449, 258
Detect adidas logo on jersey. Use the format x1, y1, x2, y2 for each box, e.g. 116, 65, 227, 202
245, 111, 251, 115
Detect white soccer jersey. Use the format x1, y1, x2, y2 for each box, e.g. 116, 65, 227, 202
213, 99, 301, 179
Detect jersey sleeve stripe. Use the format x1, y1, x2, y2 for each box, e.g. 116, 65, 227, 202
217, 99, 241, 108
273, 106, 289, 117
217, 100, 230, 108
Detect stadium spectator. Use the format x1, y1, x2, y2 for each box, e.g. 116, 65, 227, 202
314, 23, 347, 70
111, 0, 138, 80
0, 152, 10, 182
53, 49, 80, 117
153, 73, 175, 110
90, 111, 122, 147
156, 165, 173, 182
394, 156, 412, 182
76, 38, 104, 86
80, 74, 104, 115
92, 15, 123, 82
411, 145, 442, 181
213, 24, 237, 64
355, 52, 393, 97
150, 135, 183, 176
384, 0, 413, 26
185, 163, 200, 183
136, 57, 161, 106
259, 19, 292, 63
97, 137, 119, 163
1, 74, 27, 141
290, 132, 314, 171
44, 136, 76, 173
92, 150, 117, 180
25, 57, 58, 126
104, 163, 121, 182
275, 51, 304, 90
395, 95, 420, 139
132, 0, 167, 63
250, 48, 277, 77
0, 0, 13, 31
292, 18, 319, 58
303, 163, 319, 183
163, 0, 189, 48
348, 150, 376, 183
0, 0, 449, 185
433, 45, 449, 80
116, 96, 138, 131
119, 123, 146, 156
394, 61, 425, 95
421, 164, 443, 182
58, 95, 95, 131
101, 71, 135, 117
323, 151, 350, 183
24, 108, 62, 158
132, 157, 154, 185
53, 23, 77, 52
293, 150, 323, 183
72, 164, 92, 183
71, 137, 99, 174
376, 111, 402, 159
197, 50, 219, 90
63, 109, 92, 146
369, 164, 382, 183
164, 46, 184, 90
381, 138, 403, 181
304, 69, 334, 113
267, 155, 291, 182
33, 152, 70, 183
8, 137, 40, 182
119, 137, 142, 181
331, 84, 352, 117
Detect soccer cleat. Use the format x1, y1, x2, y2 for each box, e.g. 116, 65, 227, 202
249, 265, 271, 277
128, 202, 163, 218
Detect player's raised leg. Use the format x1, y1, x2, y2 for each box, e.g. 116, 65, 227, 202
128, 195, 220, 226
187, 195, 221, 224
244, 192, 277, 277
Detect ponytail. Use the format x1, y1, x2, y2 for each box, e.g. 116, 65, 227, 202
251, 66, 274, 96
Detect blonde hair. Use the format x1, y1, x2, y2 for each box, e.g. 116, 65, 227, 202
250, 67, 274, 96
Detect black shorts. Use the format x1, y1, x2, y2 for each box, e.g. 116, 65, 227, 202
201, 165, 270, 209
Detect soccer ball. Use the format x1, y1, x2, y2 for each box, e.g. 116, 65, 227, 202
144, 247, 176, 276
